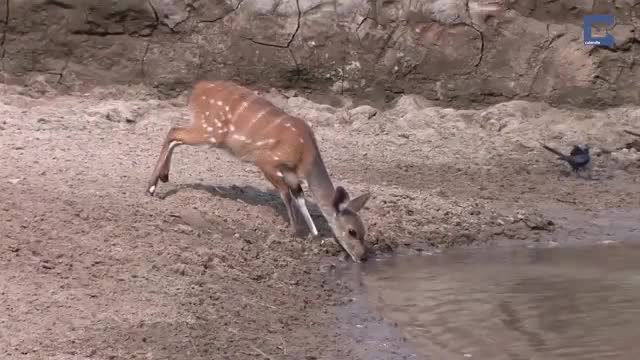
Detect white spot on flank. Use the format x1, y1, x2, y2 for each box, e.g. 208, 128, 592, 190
209, 99, 214, 104
275, 171, 283, 177
265, 114, 287, 131
217, 101, 223, 106
232, 134, 247, 141
298, 138, 304, 143
256, 139, 276, 146
225, 106, 230, 111
283, 123, 297, 132
231, 99, 255, 123
229, 124, 235, 131
214, 119, 223, 127
209, 137, 217, 143
207, 127, 214, 132
205, 111, 210, 116
247, 108, 271, 129
273, 156, 280, 160
201, 96, 206, 100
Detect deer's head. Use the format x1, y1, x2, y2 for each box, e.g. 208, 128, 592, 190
331, 186, 371, 263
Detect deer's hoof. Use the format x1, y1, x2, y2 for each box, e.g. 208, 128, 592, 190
146, 184, 157, 196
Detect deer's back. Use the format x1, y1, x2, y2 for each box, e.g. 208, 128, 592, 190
188, 80, 317, 172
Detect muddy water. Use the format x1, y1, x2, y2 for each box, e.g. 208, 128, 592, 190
363, 243, 640, 360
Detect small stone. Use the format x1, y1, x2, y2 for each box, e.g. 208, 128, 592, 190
599, 240, 617, 245
173, 263, 188, 275
40, 260, 54, 270
174, 224, 192, 234
319, 263, 335, 273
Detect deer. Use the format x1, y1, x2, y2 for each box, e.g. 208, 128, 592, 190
146, 80, 372, 263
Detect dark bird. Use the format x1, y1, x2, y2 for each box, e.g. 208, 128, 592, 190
624, 129, 640, 137
539, 142, 592, 178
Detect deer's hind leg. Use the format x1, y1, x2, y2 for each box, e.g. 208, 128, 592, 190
146, 126, 216, 196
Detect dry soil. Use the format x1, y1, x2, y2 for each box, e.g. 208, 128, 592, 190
1, 83, 639, 359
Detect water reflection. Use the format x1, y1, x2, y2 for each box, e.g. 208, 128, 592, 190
364, 243, 640, 359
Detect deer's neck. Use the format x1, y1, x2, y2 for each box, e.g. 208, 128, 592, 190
305, 146, 338, 228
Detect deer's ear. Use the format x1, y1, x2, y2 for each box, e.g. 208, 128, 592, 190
332, 186, 350, 212
347, 192, 371, 213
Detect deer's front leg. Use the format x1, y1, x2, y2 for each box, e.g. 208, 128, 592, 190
280, 190, 302, 236
287, 182, 319, 237
267, 164, 319, 237
146, 126, 211, 196
262, 170, 302, 236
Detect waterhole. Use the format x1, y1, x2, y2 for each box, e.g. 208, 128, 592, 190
363, 242, 640, 359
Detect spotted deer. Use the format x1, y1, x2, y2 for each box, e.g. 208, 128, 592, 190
146, 80, 372, 263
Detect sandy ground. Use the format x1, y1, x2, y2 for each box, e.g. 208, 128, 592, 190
1, 82, 639, 359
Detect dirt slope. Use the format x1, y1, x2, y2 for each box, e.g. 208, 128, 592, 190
2, 0, 640, 107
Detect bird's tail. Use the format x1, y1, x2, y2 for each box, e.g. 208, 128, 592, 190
539, 141, 569, 161
624, 129, 640, 137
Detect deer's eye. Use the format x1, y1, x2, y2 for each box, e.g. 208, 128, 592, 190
348, 229, 357, 237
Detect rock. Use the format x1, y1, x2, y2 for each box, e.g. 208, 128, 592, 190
387, 95, 434, 117
1, 0, 639, 106
260, 88, 290, 109
347, 104, 378, 123
85, 102, 148, 123
286, 96, 338, 126
148, 0, 190, 30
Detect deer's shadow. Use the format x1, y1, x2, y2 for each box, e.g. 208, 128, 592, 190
159, 182, 333, 236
